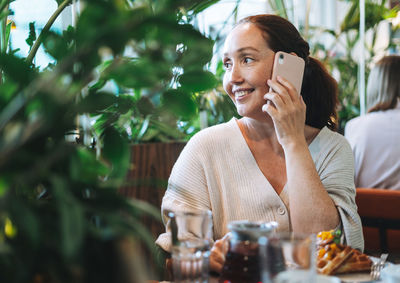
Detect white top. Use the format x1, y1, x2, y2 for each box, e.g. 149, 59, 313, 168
344, 103, 400, 190
156, 118, 364, 251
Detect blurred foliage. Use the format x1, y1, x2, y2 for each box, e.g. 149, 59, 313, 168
0, 0, 223, 282
306, 0, 399, 132
197, 59, 238, 128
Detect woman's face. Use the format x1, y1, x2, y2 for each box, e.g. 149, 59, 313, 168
223, 22, 275, 119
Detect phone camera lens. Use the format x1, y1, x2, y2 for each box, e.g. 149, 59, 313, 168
279, 53, 284, 59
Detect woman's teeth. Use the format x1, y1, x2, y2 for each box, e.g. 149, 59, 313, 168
235, 90, 249, 98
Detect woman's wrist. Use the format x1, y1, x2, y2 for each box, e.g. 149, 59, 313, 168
281, 136, 308, 153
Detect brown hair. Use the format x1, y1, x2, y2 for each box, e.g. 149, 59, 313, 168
238, 14, 338, 130
367, 55, 400, 113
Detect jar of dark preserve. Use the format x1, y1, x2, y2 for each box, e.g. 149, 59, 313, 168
219, 221, 277, 283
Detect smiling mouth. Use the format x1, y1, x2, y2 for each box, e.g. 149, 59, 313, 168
234, 89, 254, 99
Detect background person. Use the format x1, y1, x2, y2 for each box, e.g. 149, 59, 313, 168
156, 14, 364, 273
345, 55, 400, 190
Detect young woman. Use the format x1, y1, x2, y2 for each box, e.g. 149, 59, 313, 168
345, 55, 400, 190
156, 14, 363, 273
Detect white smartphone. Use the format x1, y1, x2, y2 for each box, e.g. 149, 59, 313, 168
270, 51, 305, 94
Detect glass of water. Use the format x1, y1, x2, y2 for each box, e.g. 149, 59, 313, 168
169, 210, 213, 283
259, 232, 316, 283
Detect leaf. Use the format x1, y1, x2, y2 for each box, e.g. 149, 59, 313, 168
0, 177, 8, 197
0, 54, 36, 85
188, 0, 222, 14
75, 1, 134, 54
136, 116, 150, 141
0, 2, 15, 21
136, 96, 155, 116
269, 0, 288, 19
179, 70, 218, 92
92, 112, 120, 135
102, 127, 130, 179
115, 95, 135, 114
177, 26, 215, 68
0, 80, 18, 104
5, 21, 12, 47
340, 1, 388, 32
383, 5, 399, 20
70, 147, 110, 183
76, 91, 117, 114
9, 198, 40, 247
149, 117, 187, 141
108, 58, 171, 89
25, 22, 36, 49
161, 88, 197, 120
50, 175, 85, 259
42, 30, 71, 61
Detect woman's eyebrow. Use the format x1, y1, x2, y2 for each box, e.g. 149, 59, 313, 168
223, 46, 260, 57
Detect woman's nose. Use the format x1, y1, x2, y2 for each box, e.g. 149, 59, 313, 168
229, 64, 244, 84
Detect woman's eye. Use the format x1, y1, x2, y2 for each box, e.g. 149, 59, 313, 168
223, 61, 232, 69
243, 57, 254, 64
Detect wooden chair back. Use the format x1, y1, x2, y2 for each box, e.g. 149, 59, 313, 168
355, 188, 400, 256
121, 142, 186, 239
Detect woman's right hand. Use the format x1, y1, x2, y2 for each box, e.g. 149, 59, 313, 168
209, 234, 229, 273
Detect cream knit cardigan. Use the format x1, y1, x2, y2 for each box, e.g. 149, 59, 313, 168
156, 118, 364, 252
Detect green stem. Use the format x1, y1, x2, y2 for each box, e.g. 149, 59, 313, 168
0, 0, 9, 16
0, 19, 5, 53
26, 0, 72, 65
0, 1, 10, 84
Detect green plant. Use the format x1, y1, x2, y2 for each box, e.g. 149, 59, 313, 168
0, 0, 221, 282
307, 0, 399, 132
87, 1, 223, 143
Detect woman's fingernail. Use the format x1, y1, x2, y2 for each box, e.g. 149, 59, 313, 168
262, 104, 268, 112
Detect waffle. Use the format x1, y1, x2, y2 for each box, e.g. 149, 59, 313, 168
335, 249, 373, 274
317, 243, 354, 275
316, 230, 372, 275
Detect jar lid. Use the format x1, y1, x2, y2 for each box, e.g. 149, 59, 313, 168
228, 220, 278, 241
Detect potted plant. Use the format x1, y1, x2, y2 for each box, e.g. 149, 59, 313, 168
0, 0, 223, 281
306, 0, 399, 132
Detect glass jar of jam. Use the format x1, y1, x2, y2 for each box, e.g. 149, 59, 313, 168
219, 221, 278, 283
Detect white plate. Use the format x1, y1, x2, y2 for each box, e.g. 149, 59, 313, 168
336, 256, 392, 283
275, 270, 340, 283
315, 274, 341, 283
336, 272, 373, 283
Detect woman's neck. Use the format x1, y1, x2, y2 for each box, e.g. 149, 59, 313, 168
237, 116, 321, 149
238, 116, 276, 141
237, 117, 283, 154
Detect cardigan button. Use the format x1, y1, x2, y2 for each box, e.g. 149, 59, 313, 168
277, 207, 285, 215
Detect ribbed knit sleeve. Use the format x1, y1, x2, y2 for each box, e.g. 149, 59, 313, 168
155, 129, 212, 252
310, 128, 364, 251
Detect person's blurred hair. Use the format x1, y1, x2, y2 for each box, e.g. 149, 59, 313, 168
367, 55, 400, 112
238, 14, 338, 131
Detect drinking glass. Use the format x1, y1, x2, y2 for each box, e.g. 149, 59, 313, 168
259, 232, 316, 283
169, 210, 213, 283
